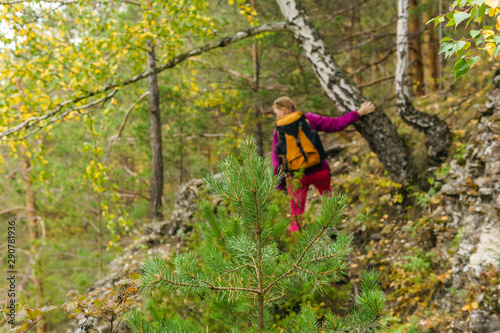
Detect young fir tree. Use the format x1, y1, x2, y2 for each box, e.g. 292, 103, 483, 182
128, 137, 387, 332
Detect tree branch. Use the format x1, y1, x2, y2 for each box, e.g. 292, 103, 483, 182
189, 58, 253, 85
0, 206, 25, 215
263, 226, 327, 293
0, 0, 77, 4
183, 133, 228, 141
333, 33, 396, 54
3, 89, 118, 141
153, 274, 259, 293
0, 22, 289, 139
103, 91, 150, 164
348, 47, 396, 77
356, 75, 395, 89
326, 0, 371, 20
339, 17, 396, 43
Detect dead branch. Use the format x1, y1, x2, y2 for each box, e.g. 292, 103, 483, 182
357, 74, 395, 89
103, 91, 150, 164
0, 206, 26, 215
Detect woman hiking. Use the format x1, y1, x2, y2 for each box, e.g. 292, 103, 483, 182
271, 96, 376, 235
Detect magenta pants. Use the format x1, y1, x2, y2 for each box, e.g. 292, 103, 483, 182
287, 169, 332, 231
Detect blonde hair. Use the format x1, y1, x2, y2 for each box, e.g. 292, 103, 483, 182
273, 96, 297, 114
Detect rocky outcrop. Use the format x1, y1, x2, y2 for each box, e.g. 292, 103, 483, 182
438, 73, 500, 332
441, 78, 500, 283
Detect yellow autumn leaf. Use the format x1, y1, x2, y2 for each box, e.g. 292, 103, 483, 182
497, 16, 500, 31
485, 0, 499, 8
486, 42, 496, 56
471, 302, 479, 309
482, 29, 495, 40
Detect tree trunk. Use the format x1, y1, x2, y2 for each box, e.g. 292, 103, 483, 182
275, 0, 411, 183
252, 0, 263, 157
396, 0, 451, 166
179, 117, 184, 185
422, 0, 439, 93
23, 157, 38, 254
396, 0, 412, 100
22, 155, 48, 333
409, 0, 425, 96
97, 195, 103, 280
438, 0, 444, 91
351, 6, 363, 90
147, 40, 164, 221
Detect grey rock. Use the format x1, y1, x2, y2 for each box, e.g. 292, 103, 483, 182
470, 310, 500, 333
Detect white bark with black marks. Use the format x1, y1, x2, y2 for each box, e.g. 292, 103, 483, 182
396, 0, 451, 166
396, 0, 412, 102
276, 0, 411, 183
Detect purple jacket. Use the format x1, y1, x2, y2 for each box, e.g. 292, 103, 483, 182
272, 110, 360, 190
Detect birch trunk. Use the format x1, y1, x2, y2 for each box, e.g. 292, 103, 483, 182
275, 0, 411, 183
397, 0, 451, 166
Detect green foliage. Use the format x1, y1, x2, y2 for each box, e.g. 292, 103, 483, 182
127, 311, 200, 333
61, 275, 139, 332
130, 137, 387, 332
389, 315, 431, 333
0, 302, 57, 333
429, 0, 500, 78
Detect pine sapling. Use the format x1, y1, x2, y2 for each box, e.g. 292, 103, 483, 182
128, 137, 387, 332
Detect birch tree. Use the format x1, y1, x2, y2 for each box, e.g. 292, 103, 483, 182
396, 0, 452, 166
276, 0, 450, 171
275, 0, 411, 182
0, 0, 452, 184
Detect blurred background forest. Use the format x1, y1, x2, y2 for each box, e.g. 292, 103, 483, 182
1, 0, 500, 332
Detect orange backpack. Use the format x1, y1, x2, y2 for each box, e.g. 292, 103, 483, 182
275, 112, 326, 173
